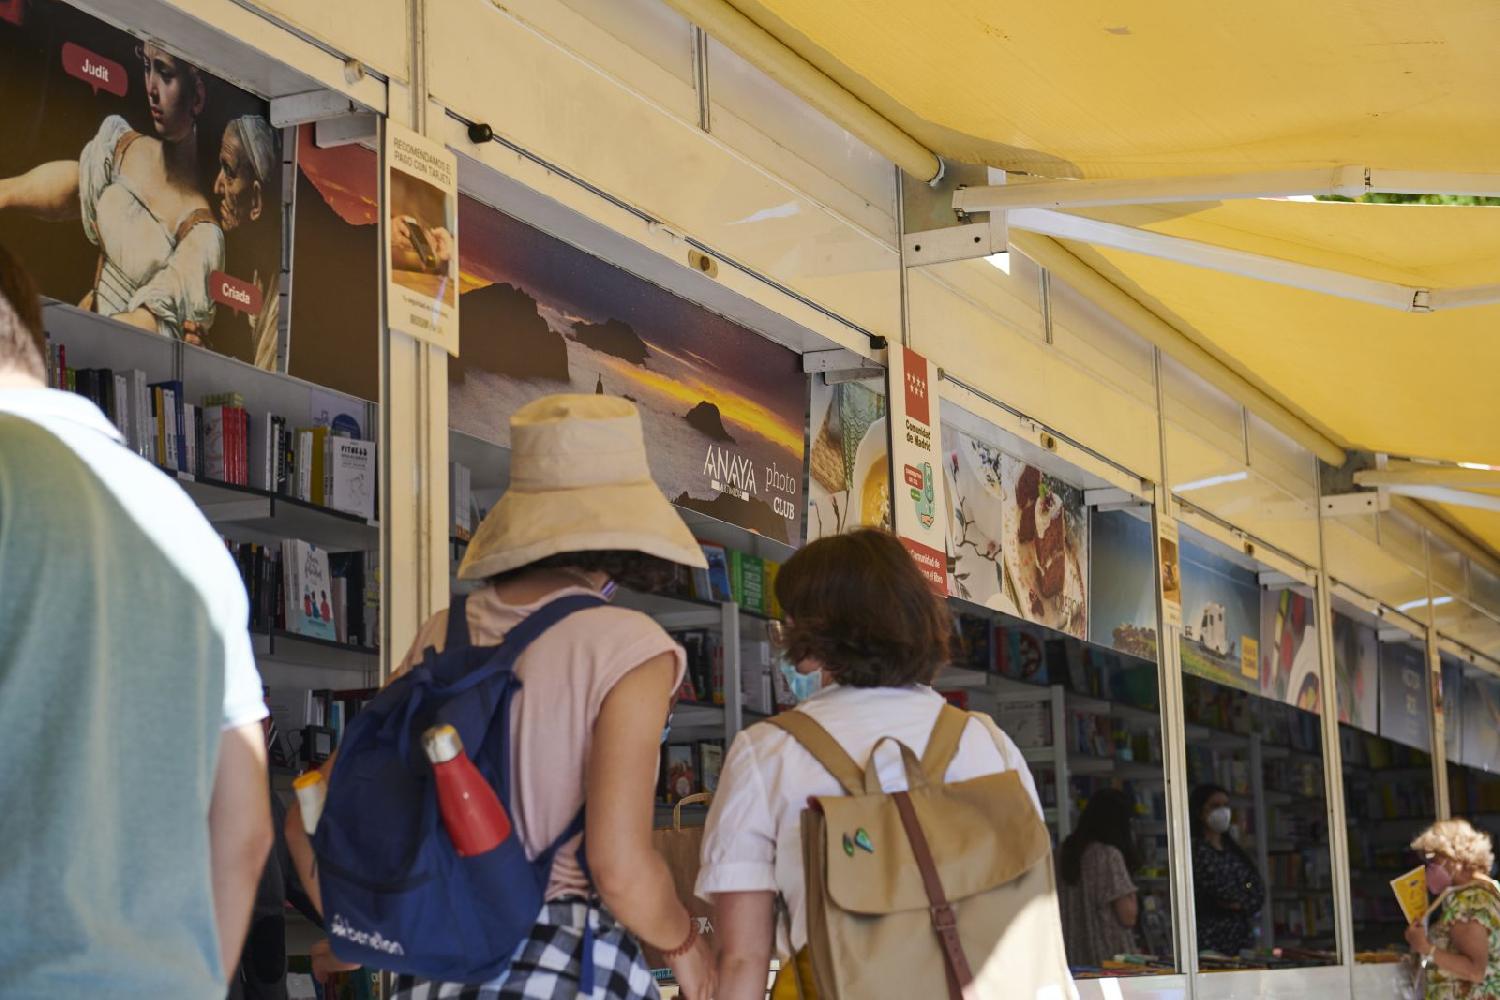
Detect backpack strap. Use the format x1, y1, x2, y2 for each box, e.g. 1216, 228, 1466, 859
767, 711, 864, 797
893, 789, 974, 1000
920, 704, 971, 784
443, 593, 471, 651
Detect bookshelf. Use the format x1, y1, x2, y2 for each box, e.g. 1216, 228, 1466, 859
42, 301, 383, 851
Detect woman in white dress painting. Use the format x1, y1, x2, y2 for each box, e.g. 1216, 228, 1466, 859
0, 42, 223, 342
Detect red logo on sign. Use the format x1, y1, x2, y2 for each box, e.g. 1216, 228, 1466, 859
902, 346, 930, 426
0, 0, 24, 26
62, 43, 127, 97
903, 464, 924, 490
210, 271, 263, 315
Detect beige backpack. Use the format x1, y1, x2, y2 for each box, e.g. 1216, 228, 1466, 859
768, 705, 1077, 1000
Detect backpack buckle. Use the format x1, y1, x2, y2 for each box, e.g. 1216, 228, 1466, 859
929, 904, 958, 931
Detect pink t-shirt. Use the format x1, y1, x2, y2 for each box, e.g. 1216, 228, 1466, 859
395, 584, 685, 898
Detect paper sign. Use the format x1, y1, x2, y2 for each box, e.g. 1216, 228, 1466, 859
1390, 866, 1429, 925
886, 346, 948, 595
1241, 636, 1260, 682
1158, 518, 1182, 628
383, 122, 459, 354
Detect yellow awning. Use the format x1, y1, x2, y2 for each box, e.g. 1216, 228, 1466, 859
723, 0, 1500, 179
678, 1, 1500, 581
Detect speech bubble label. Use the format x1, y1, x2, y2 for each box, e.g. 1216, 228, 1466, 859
210, 271, 263, 315
62, 43, 127, 97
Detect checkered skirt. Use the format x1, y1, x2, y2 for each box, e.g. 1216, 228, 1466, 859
391, 900, 660, 1000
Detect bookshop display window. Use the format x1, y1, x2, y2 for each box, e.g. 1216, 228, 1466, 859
1178, 532, 1336, 969
946, 499, 1178, 978
15, 7, 383, 983
1444, 652, 1500, 855
1334, 607, 1438, 961
443, 187, 810, 832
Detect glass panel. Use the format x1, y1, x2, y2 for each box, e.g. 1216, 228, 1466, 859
1340, 632, 1438, 960
1179, 533, 1336, 968
969, 607, 1176, 976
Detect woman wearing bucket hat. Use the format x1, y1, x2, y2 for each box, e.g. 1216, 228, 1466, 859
287, 395, 715, 1000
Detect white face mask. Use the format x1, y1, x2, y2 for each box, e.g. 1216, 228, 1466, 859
1207, 806, 1233, 834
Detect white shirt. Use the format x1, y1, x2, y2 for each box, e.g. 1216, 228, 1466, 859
695, 684, 1042, 956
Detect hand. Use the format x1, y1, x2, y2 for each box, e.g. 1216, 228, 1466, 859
1405, 923, 1433, 957
310, 938, 360, 985
428, 226, 454, 268
668, 934, 716, 1000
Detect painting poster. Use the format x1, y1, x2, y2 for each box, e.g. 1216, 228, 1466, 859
1087, 508, 1157, 660
1379, 642, 1432, 752
1178, 538, 1260, 695
1260, 588, 1321, 713
886, 345, 947, 595
383, 122, 457, 353
1332, 611, 1379, 735
0, 0, 283, 367
449, 196, 807, 545
807, 377, 887, 541
943, 421, 1088, 638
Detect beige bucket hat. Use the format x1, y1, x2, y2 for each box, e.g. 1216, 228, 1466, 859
457, 394, 708, 580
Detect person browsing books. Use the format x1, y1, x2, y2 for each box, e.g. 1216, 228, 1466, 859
697, 528, 1053, 1000
1189, 784, 1265, 956
0, 241, 272, 996
1056, 787, 1141, 969
1405, 819, 1500, 999
285, 395, 716, 1000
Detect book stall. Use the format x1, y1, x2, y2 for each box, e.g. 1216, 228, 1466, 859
5, 2, 1500, 999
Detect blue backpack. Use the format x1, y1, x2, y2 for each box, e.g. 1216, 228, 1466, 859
312, 593, 604, 983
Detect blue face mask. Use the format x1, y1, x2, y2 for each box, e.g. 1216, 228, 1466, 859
779, 660, 824, 704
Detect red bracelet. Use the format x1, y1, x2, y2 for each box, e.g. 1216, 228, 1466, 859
661, 917, 698, 961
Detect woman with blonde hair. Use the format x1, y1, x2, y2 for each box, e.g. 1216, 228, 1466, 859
1405, 818, 1500, 998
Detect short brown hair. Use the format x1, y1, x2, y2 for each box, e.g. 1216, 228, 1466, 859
774, 528, 951, 688
0, 241, 45, 378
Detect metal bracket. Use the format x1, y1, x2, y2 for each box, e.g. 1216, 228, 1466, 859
1258, 571, 1297, 590
314, 112, 379, 149
270, 90, 360, 128
1083, 487, 1142, 509
803, 348, 884, 384
1321, 491, 1388, 516
901, 162, 1009, 267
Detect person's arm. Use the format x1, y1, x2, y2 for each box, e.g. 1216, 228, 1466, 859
716, 891, 776, 1000
209, 722, 274, 982
1111, 893, 1140, 930
0, 161, 81, 219
586, 652, 714, 999
1409, 919, 1491, 983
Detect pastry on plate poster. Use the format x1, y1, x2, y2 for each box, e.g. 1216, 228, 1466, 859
943, 415, 1088, 639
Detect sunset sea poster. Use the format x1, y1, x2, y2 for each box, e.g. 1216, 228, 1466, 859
450, 195, 808, 545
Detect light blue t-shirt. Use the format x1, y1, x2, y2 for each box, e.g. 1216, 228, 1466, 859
0, 389, 267, 998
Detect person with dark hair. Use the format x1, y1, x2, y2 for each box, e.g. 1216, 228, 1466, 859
0, 240, 273, 994
0, 42, 224, 342
285, 394, 716, 1000
699, 528, 1044, 1000
1057, 788, 1141, 968
1190, 783, 1265, 955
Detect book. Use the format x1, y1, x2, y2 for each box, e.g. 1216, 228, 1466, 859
281, 540, 337, 642
110, 372, 127, 437
202, 406, 228, 481
663, 744, 698, 804
729, 551, 765, 614
694, 542, 733, 603
182, 404, 198, 477
331, 576, 348, 644
328, 438, 376, 519
296, 430, 313, 501
125, 370, 151, 461
763, 560, 781, 619
147, 380, 185, 472
698, 741, 724, 794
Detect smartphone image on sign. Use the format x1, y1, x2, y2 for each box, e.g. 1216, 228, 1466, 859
404, 218, 438, 271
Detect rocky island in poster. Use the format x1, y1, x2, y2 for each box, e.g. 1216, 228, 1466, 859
450, 196, 807, 545
0, 0, 283, 367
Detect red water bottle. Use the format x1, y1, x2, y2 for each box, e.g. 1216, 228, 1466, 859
422, 724, 512, 856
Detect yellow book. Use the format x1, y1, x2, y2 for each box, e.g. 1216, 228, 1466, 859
1390, 865, 1428, 925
